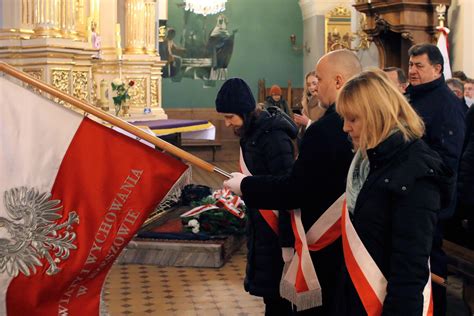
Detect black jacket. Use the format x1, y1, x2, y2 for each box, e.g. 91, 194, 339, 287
241, 105, 354, 314
458, 105, 474, 207
241, 109, 298, 297
336, 133, 454, 316
264, 95, 291, 116
406, 76, 465, 219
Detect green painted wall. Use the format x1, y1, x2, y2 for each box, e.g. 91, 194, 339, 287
162, 0, 303, 108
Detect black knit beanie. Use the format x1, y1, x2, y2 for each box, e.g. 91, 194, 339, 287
215, 78, 256, 114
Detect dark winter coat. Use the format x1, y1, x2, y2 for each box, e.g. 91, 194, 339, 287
454, 106, 474, 248
458, 105, 474, 207
335, 132, 454, 316
264, 95, 291, 116
406, 76, 465, 219
241, 105, 354, 314
241, 108, 298, 298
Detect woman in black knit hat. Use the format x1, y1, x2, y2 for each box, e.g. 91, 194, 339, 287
216, 78, 297, 315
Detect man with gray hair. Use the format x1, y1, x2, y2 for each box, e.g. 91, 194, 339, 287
224, 49, 361, 315
406, 43, 465, 316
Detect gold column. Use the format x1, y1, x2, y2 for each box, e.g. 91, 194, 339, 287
90, 0, 100, 32
33, 0, 62, 38
124, 0, 146, 55
75, 0, 87, 39
60, 0, 76, 38
22, 0, 35, 26
145, 1, 157, 55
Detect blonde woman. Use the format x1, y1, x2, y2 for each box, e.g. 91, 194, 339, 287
294, 71, 326, 128
335, 70, 454, 315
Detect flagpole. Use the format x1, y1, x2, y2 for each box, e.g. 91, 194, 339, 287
0, 62, 230, 178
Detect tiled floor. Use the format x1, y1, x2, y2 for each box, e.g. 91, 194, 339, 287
103, 246, 265, 316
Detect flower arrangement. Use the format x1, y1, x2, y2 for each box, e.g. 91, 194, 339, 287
111, 78, 135, 115
181, 190, 247, 236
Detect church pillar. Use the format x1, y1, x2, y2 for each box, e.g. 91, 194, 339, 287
98, 0, 117, 59
124, 0, 146, 55
145, 0, 157, 55
33, 0, 62, 38
60, 0, 76, 38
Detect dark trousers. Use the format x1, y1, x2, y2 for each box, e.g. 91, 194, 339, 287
263, 296, 293, 316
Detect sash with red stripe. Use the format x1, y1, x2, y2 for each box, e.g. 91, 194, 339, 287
341, 199, 433, 316
279, 196, 343, 311
239, 148, 279, 234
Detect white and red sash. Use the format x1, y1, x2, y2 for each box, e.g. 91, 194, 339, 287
280, 195, 343, 311
341, 199, 433, 316
239, 149, 279, 234
239, 149, 341, 310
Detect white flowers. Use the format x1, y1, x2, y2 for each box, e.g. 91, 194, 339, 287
188, 219, 200, 233
112, 78, 123, 86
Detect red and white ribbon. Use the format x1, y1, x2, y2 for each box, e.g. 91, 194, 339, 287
341, 199, 433, 316
239, 148, 279, 234
180, 188, 245, 219
240, 148, 341, 310
280, 195, 343, 311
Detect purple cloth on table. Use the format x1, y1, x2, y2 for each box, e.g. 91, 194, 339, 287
130, 119, 208, 130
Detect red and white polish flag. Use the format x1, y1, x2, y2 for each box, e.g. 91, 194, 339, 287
0, 76, 188, 315
436, 26, 452, 80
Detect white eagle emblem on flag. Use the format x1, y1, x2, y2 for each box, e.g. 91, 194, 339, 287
0, 187, 79, 277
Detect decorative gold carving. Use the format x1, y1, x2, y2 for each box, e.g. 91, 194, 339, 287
158, 26, 166, 43
325, 6, 371, 52
436, 4, 447, 28
127, 77, 146, 107
23, 68, 43, 81
328, 6, 351, 17
401, 32, 415, 42
51, 69, 70, 106
151, 78, 158, 106
352, 13, 371, 51
91, 78, 98, 107
23, 68, 44, 94
325, 6, 353, 52
72, 71, 89, 102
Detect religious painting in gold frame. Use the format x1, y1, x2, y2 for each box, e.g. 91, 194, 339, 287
325, 6, 353, 52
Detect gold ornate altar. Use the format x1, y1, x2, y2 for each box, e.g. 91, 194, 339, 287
0, 0, 167, 119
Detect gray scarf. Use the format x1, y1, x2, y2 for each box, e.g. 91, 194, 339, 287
346, 149, 370, 214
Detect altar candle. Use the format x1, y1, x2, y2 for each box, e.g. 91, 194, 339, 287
116, 23, 122, 60
87, 17, 93, 44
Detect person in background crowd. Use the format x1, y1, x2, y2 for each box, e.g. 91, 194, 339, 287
452, 70, 468, 82
223, 49, 361, 315
293, 71, 327, 147
294, 71, 326, 129
335, 69, 453, 316
446, 78, 468, 112
215, 78, 297, 316
455, 100, 474, 249
406, 43, 465, 316
464, 78, 474, 107
446, 78, 465, 100
264, 84, 291, 116
383, 67, 408, 94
